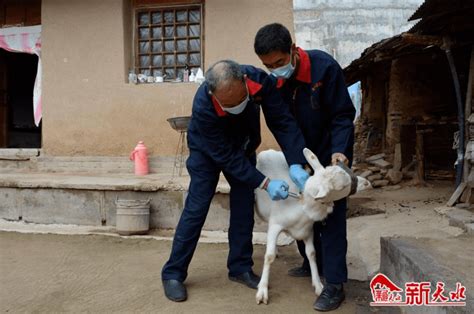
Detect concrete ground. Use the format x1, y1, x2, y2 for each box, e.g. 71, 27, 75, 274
0, 231, 395, 314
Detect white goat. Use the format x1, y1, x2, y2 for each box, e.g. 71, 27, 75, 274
254, 148, 371, 304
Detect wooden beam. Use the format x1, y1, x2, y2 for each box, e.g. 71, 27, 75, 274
463, 45, 474, 182
413, 131, 425, 185
401, 33, 443, 47
460, 185, 472, 204
447, 182, 467, 206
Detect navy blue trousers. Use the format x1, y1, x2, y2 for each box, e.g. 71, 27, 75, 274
161, 150, 255, 282
297, 198, 348, 284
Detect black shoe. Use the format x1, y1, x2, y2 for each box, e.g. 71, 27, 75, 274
162, 279, 187, 302
228, 271, 260, 289
288, 266, 311, 277
313, 283, 345, 312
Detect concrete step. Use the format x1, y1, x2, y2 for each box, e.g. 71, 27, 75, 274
0, 148, 40, 159
380, 236, 473, 313
0, 172, 270, 233
0, 148, 40, 172
0, 159, 37, 172
36, 156, 184, 174
0, 155, 188, 175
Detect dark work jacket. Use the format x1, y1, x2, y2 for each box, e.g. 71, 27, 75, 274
187, 65, 306, 189
275, 48, 355, 167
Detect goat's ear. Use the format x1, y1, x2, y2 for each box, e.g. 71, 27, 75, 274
303, 148, 324, 171
314, 189, 328, 200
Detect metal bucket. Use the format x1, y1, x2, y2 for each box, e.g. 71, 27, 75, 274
115, 199, 150, 235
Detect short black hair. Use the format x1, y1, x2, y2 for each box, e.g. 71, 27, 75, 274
254, 23, 292, 56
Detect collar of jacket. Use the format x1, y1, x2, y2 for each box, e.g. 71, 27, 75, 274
276, 47, 312, 88
211, 77, 263, 117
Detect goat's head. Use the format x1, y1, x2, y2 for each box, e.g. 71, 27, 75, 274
301, 148, 371, 217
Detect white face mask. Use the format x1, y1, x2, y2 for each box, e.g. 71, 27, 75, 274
215, 85, 249, 115
223, 97, 249, 115
270, 51, 295, 79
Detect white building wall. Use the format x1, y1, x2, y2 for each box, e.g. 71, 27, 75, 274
293, 0, 424, 67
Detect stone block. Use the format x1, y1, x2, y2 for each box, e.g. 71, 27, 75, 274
447, 208, 474, 231
360, 170, 373, 178
372, 180, 389, 188
380, 236, 474, 313
369, 158, 392, 169
366, 153, 385, 162
466, 223, 474, 235
386, 169, 403, 184
367, 174, 383, 181
368, 166, 381, 172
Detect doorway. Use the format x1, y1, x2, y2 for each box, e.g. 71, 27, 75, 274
0, 49, 41, 148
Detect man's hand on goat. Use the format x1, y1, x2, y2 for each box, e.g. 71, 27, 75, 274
289, 164, 310, 191
331, 152, 348, 166
265, 179, 289, 200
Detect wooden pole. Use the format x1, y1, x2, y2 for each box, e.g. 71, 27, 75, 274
414, 131, 425, 185
463, 46, 473, 183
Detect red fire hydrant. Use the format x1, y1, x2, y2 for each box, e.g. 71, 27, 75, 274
130, 141, 149, 175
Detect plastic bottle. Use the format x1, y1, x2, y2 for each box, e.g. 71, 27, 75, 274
189, 70, 196, 82
183, 65, 189, 82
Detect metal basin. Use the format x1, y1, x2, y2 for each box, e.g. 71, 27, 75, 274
167, 116, 191, 132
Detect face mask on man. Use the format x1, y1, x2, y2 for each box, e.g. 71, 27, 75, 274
217, 85, 249, 115
223, 97, 248, 114
270, 51, 295, 79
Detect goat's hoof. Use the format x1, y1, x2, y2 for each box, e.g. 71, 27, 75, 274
314, 283, 324, 296
256, 287, 268, 305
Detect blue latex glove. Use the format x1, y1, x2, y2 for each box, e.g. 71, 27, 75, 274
266, 179, 289, 200
289, 164, 310, 191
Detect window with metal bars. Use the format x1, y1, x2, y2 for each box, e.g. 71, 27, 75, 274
135, 4, 203, 81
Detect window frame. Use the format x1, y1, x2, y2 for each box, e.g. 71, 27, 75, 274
133, 2, 204, 81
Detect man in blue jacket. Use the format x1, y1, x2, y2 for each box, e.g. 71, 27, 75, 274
161, 60, 310, 302
254, 23, 355, 311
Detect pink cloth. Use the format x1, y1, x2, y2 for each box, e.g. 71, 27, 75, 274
0, 26, 42, 126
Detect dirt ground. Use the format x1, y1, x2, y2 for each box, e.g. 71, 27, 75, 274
0, 231, 400, 314
0, 181, 463, 313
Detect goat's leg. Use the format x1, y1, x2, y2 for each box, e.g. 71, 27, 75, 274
303, 234, 324, 295
256, 224, 282, 305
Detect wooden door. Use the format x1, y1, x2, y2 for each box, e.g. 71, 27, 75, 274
0, 0, 41, 27
0, 50, 6, 147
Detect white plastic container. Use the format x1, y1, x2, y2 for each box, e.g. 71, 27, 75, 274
116, 199, 150, 235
